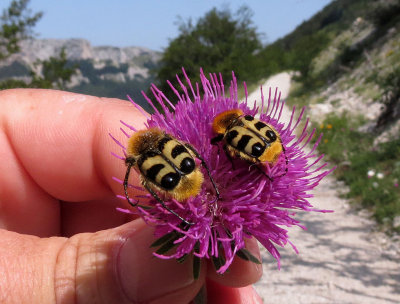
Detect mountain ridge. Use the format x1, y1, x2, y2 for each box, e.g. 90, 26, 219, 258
0, 38, 161, 110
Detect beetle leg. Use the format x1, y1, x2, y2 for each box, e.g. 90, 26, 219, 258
142, 181, 194, 226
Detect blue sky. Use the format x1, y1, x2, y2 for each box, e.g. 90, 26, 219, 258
1, 0, 331, 51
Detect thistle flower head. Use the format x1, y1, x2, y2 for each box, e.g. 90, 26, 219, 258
112, 69, 333, 274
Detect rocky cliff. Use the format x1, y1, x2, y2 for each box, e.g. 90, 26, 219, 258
0, 38, 161, 109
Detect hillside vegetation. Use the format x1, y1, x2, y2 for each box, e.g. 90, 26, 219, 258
261, 0, 400, 232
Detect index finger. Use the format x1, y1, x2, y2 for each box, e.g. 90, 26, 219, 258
0, 89, 146, 234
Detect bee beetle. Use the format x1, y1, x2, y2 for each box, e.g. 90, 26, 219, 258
124, 127, 219, 225
211, 109, 287, 180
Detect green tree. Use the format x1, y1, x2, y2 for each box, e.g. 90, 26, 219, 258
0, 48, 79, 90
31, 48, 78, 90
286, 32, 330, 80
0, 0, 78, 90
0, 0, 42, 60
255, 43, 289, 79
155, 6, 262, 104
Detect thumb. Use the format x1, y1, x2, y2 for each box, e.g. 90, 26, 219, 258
0, 220, 204, 304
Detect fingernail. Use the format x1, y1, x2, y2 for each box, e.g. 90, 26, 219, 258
116, 225, 194, 302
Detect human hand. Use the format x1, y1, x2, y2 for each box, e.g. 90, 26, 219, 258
0, 89, 263, 304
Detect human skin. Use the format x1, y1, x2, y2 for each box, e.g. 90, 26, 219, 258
0, 89, 263, 304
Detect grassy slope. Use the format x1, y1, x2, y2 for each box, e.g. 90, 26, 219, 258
259, 0, 400, 232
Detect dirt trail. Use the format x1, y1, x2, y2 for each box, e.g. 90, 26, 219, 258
250, 73, 400, 304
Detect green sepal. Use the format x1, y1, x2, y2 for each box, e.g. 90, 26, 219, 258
192, 285, 206, 304
211, 252, 226, 272
236, 248, 261, 264
155, 237, 178, 255
193, 255, 201, 280
177, 254, 188, 264
137, 204, 152, 210
150, 232, 176, 248
211, 255, 222, 271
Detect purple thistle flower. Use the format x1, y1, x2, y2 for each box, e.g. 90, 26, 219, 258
111, 68, 333, 274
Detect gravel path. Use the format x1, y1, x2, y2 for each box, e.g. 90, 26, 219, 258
249, 73, 400, 304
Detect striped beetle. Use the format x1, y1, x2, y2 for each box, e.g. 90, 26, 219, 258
124, 128, 219, 225
211, 109, 287, 180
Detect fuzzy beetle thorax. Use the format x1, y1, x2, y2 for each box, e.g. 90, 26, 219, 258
127, 128, 164, 156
